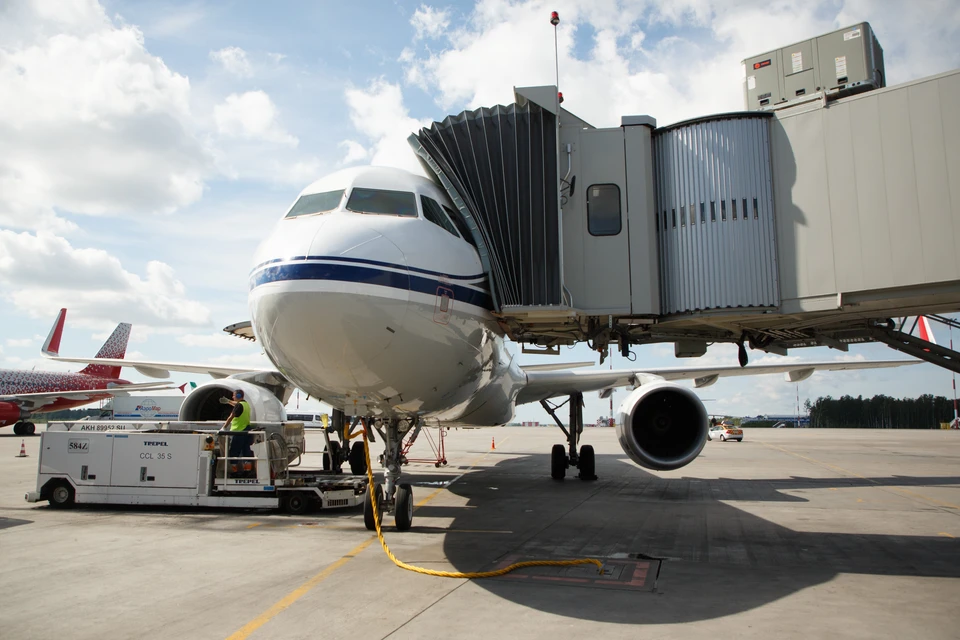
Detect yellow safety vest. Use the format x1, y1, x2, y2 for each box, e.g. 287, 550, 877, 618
230, 400, 251, 431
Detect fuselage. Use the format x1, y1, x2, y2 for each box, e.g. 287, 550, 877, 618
0, 370, 129, 424
249, 166, 526, 425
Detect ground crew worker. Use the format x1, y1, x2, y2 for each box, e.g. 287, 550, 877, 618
221, 389, 254, 476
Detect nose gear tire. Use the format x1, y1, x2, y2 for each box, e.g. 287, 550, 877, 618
394, 483, 413, 531
364, 482, 383, 531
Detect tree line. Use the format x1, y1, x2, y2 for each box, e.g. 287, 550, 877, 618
805, 394, 956, 429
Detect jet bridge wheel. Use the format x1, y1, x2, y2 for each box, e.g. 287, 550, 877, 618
363, 482, 383, 531
551, 444, 567, 480
349, 441, 367, 475
394, 483, 413, 531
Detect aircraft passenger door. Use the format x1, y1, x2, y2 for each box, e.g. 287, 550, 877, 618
576, 129, 631, 314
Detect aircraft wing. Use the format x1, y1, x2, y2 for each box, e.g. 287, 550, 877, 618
1, 381, 178, 409
515, 359, 919, 405
41, 353, 270, 380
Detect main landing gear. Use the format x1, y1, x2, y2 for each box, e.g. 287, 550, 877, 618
321, 409, 370, 476
361, 417, 416, 532
13, 422, 36, 436
541, 392, 597, 482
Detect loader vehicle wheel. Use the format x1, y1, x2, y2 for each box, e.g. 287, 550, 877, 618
48, 481, 75, 508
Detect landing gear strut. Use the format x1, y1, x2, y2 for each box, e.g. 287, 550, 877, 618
541, 393, 597, 481
363, 417, 416, 532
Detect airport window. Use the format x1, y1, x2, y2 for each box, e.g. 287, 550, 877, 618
587, 184, 621, 236
346, 188, 418, 217
284, 190, 345, 218
443, 205, 478, 247
421, 196, 460, 237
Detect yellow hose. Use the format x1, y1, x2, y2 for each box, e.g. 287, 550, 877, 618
361, 425, 603, 578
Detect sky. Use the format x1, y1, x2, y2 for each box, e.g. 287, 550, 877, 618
1, 0, 959, 424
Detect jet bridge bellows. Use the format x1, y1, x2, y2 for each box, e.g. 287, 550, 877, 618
410, 100, 560, 309
408, 31, 960, 367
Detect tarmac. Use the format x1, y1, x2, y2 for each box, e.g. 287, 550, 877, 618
1, 426, 959, 639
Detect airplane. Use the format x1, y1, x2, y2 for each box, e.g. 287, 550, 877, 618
44, 166, 917, 530
1, 309, 175, 435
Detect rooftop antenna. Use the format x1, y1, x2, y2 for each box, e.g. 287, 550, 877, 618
550, 11, 563, 108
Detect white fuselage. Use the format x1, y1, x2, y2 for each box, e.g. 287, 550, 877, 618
249, 166, 525, 425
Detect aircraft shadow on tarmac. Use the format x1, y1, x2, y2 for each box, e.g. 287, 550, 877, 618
410, 452, 960, 625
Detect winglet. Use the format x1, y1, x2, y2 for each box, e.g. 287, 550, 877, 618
41, 309, 67, 356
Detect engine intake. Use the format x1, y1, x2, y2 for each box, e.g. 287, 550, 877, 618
615, 382, 708, 471
179, 380, 285, 424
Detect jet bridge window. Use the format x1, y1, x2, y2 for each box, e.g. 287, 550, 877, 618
284, 189, 345, 218
587, 184, 622, 236
346, 188, 417, 217
421, 196, 460, 237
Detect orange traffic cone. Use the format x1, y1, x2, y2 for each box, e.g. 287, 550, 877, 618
491, 437, 495, 450
16, 439, 28, 458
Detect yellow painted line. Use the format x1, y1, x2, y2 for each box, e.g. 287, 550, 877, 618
939, 532, 955, 538
246, 523, 262, 529
762, 443, 960, 511
226, 537, 375, 640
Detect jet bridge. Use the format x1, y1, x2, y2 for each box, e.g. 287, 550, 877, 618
408, 26, 960, 370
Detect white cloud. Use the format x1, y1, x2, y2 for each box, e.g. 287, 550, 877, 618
399, 0, 960, 129
344, 79, 431, 174
411, 5, 451, 40
338, 139, 369, 165
214, 91, 298, 145
0, 230, 211, 329
6, 337, 35, 348
0, 1, 209, 231
210, 46, 253, 77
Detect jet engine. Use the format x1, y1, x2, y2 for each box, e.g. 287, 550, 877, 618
178, 380, 285, 424
615, 382, 708, 471
0, 402, 25, 427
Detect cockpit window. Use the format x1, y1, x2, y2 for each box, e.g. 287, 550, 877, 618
443, 205, 477, 247
346, 188, 417, 217
284, 190, 345, 218
421, 196, 460, 237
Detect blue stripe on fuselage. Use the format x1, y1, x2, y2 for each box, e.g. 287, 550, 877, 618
250, 262, 495, 310
251, 255, 488, 286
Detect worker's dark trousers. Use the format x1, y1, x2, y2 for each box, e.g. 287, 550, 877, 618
228, 431, 253, 463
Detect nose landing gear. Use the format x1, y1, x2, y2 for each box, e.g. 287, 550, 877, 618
541, 392, 597, 481
361, 417, 416, 532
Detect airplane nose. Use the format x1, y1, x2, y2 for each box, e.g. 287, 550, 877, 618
250, 214, 412, 396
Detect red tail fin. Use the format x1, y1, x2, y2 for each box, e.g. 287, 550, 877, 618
41, 309, 67, 356
918, 316, 937, 345
79, 323, 132, 379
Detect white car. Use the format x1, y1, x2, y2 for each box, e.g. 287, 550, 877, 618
708, 424, 743, 442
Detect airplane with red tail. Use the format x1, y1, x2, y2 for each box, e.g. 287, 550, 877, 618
0, 309, 174, 435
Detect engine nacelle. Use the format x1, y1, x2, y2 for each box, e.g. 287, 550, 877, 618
615, 382, 708, 471
178, 380, 285, 424
0, 402, 26, 427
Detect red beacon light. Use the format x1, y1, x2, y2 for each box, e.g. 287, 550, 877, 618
550, 11, 560, 26
557, 92, 564, 104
